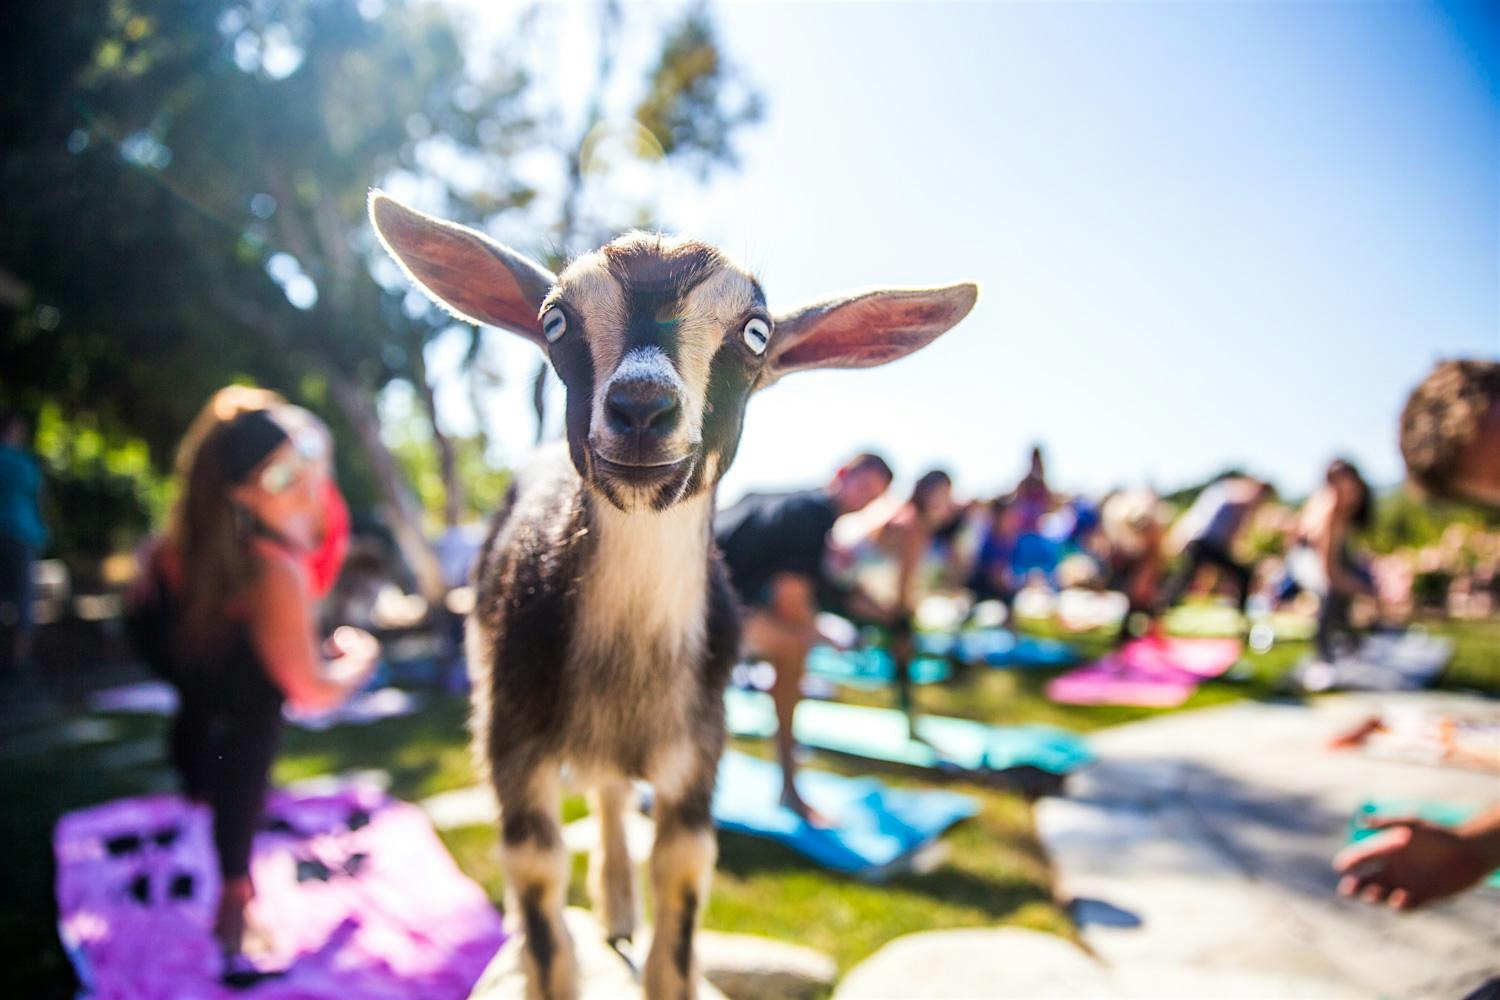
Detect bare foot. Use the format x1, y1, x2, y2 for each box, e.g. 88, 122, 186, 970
214, 877, 274, 958
781, 787, 835, 829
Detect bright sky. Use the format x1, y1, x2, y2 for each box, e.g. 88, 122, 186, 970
424, 0, 1498, 505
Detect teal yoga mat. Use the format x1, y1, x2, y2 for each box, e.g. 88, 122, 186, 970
1349, 799, 1500, 888
805, 645, 951, 688
712, 750, 978, 875
805, 631, 1078, 691
725, 688, 1093, 775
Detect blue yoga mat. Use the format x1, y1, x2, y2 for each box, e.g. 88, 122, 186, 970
712, 749, 978, 874
809, 632, 1078, 690
946, 629, 1079, 668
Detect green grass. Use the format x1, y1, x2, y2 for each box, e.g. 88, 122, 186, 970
1436, 617, 1500, 692
4, 616, 1497, 997
705, 739, 1072, 974
843, 619, 1312, 733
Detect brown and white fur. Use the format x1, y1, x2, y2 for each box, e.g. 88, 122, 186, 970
369, 191, 978, 999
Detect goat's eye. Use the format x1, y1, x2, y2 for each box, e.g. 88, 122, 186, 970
742, 317, 770, 355
542, 307, 567, 344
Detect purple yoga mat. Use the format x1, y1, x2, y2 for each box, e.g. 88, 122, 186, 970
54, 783, 504, 999
1045, 637, 1243, 707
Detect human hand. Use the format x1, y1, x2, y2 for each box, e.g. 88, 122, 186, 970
822, 630, 856, 653
1333, 817, 1493, 910
323, 625, 380, 686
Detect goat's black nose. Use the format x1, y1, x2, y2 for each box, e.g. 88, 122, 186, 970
605, 380, 680, 436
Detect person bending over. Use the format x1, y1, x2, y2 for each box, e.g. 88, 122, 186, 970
847, 470, 962, 721
128, 387, 377, 963
715, 453, 894, 823
1160, 474, 1274, 615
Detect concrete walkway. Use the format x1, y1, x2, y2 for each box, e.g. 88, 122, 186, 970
1036, 691, 1500, 998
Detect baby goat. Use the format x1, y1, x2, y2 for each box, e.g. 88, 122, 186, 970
370, 191, 977, 999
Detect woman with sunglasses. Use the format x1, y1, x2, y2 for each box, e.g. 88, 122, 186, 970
128, 386, 378, 966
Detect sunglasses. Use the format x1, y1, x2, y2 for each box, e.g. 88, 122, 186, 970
258, 427, 327, 495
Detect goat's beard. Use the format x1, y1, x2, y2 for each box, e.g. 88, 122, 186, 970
588, 456, 701, 514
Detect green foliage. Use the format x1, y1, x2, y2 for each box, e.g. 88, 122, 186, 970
33, 401, 168, 557
2, 0, 763, 549
2, 0, 517, 479
635, 6, 764, 177
1366, 487, 1500, 555
384, 395, 511, 530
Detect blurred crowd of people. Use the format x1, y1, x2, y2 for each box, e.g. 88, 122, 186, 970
0, 351, 1496, 964
816, 443, 1500, 660
820, 453, 1368, 656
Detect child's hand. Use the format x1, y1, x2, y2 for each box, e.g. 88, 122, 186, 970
1333, 818, 1492, 910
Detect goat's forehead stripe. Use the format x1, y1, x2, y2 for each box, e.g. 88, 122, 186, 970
600, 233, 726, 294
557, 236, 757, 381
552, 235, 760, 464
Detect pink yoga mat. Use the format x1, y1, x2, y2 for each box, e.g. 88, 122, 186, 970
1045, 637, 1243, 707
54, 783, 504, 999
1119, 636, 1242, 678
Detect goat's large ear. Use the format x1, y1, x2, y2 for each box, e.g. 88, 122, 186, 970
762, 283, 979, 387
369, 190, 556, 347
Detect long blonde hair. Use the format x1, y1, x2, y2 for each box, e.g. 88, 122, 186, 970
164, 386, 288, 654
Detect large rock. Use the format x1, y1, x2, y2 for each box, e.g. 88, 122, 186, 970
834, 926, 1351, 998
469, 907, 727, 1000
835, 927, 1109, 998
697, 929, 837, 1000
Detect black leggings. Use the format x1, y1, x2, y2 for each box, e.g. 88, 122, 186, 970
170, 694, 283, 879
1163, 539, 1253, 613
1316, 590, 1354, 662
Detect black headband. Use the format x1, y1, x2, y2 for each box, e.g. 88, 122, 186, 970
220, 410, 289, 484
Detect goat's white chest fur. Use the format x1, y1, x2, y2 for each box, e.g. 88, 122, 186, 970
564, 493, 711, 782
572, 493, 711, 663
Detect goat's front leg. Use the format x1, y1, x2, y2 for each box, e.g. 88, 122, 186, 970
589, 777, 638, 946
644, 777, 716, 1000
497, 759, 577, 1000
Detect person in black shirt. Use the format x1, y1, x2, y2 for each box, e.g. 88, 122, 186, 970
715, 452, 894, 823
